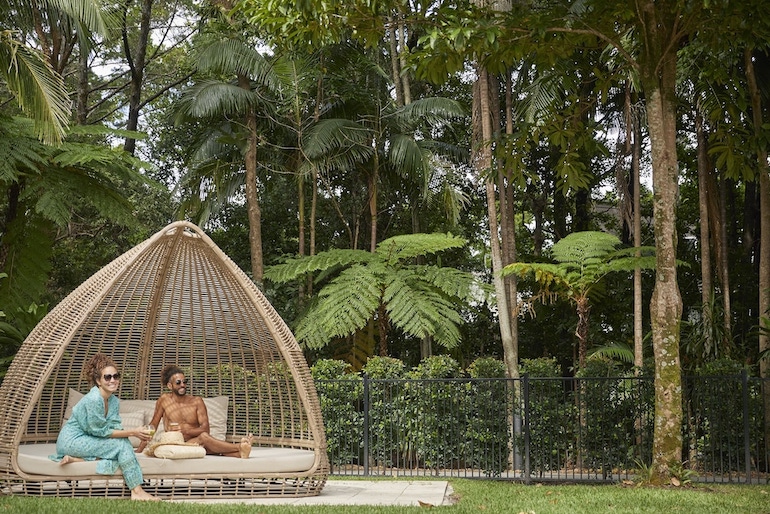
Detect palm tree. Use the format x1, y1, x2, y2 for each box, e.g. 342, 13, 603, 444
302, 45, 466, 252
174, 34, 278, 286
503, 231, 655, 369
0, 0, 107, 144
265, 233, 488, 358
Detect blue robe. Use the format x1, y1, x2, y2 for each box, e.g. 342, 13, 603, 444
50, 386, 144, 489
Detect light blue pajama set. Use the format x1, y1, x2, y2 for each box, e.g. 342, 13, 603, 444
49, 386, 144, 489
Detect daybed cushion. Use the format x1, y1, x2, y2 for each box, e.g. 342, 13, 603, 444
17, 443, 317, 476
63, 389, 229, 443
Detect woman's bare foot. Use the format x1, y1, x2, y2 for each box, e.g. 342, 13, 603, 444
59, 455, 84, 465
131, 486, 161, 501
239, 433, 253, 458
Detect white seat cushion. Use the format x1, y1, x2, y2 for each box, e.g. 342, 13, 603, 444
18, 443, 317, 476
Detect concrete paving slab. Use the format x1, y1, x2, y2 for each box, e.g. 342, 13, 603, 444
170, 480, 452, 506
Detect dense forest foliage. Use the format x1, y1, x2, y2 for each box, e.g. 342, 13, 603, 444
1, 0, 769, 483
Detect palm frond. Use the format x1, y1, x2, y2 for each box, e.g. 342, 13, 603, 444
387, 133, 428, 178
304, 119, 373, 164
390, 97, 466, 127
0, 35, 70, 144
175, 81, 259, 120
588, 342, 635, 364
195, 38, 277, 89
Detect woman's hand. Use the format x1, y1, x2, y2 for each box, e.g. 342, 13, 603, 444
131, 427, 154, 442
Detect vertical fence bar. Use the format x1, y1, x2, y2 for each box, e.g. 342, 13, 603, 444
743, 370, 751, 483
523, 374, 531, 484
363, 372, 369, 477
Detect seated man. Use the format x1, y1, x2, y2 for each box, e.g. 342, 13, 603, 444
138, 365, 252, 458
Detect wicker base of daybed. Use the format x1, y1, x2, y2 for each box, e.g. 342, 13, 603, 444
6, 443, 327, 499
7, 476, 327, 499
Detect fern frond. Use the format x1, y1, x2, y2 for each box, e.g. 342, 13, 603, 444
551, 231, 621, 264
376, 233, 465, 265
383, 274, 462, 348
294, 265, 381, 347
0, 216, 54, 316
265, 249, 374, 283
412, 265, 486, 302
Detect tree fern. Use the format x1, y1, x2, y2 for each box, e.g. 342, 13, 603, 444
266, 233, 480, 354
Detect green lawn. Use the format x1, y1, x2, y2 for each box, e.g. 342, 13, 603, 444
2, 479, 769, 513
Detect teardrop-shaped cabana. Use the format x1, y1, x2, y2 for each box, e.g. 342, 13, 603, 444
0, 221, 328, 498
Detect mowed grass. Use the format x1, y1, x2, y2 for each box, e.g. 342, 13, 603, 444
1, 479, 769, 513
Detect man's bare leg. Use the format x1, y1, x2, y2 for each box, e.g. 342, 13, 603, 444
191, 432, 251, 458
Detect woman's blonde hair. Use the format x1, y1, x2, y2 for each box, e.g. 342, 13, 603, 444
83, 353, 118, 386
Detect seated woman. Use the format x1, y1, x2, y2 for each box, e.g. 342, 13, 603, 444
49, 353, 159, 501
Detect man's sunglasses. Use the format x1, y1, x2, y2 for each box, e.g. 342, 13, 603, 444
103, 373, 121, 381
174, 379, 189, 385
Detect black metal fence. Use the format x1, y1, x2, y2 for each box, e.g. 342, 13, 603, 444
316, 372, 770, 484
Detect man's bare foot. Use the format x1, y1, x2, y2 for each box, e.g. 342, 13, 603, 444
131, 486, 161, 501
59, 455, 84, 465
239, 433, 253, 458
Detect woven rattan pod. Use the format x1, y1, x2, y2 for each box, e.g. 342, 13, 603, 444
0, 221, 328, 498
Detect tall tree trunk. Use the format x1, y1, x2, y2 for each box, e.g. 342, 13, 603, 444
638, 0, 683, 484
369, 153, 379, 254
76, 42, 89, 124
475, 66, 518, 380
630, 88, 644, 371
398, 16, 412, 106
388, 20, 403, 107
695, 108, 714, 346
501, 71, 519, 379
122, 0, 153, 155
239, 75, 264, 287
745, 45, 770, 459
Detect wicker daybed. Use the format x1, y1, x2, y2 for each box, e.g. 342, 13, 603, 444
0, 221, 328, 499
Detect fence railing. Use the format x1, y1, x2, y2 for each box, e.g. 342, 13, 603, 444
315, 372, 770, 484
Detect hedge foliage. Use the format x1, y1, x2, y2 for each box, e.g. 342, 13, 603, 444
312, 356, 764, 478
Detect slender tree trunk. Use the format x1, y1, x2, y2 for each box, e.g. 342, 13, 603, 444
501, 71, 519, 379
369, 155, 379, 254
398, 16, 411, 106
475, 65, 518, 380
388, 20, 403, 107
745, 45, 770, 459
696, 108, 714, 349
630, 89, 644, 371
76, 42, 89, 124
122, 0, 153, 155
638, 0, 683, 483
239, 75, 264, 287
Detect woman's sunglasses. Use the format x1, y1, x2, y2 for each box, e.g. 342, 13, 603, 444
102, 373, 121, 381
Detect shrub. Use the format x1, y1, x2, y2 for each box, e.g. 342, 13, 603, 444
465, 357, 510, 476
312, 359, 363, 467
